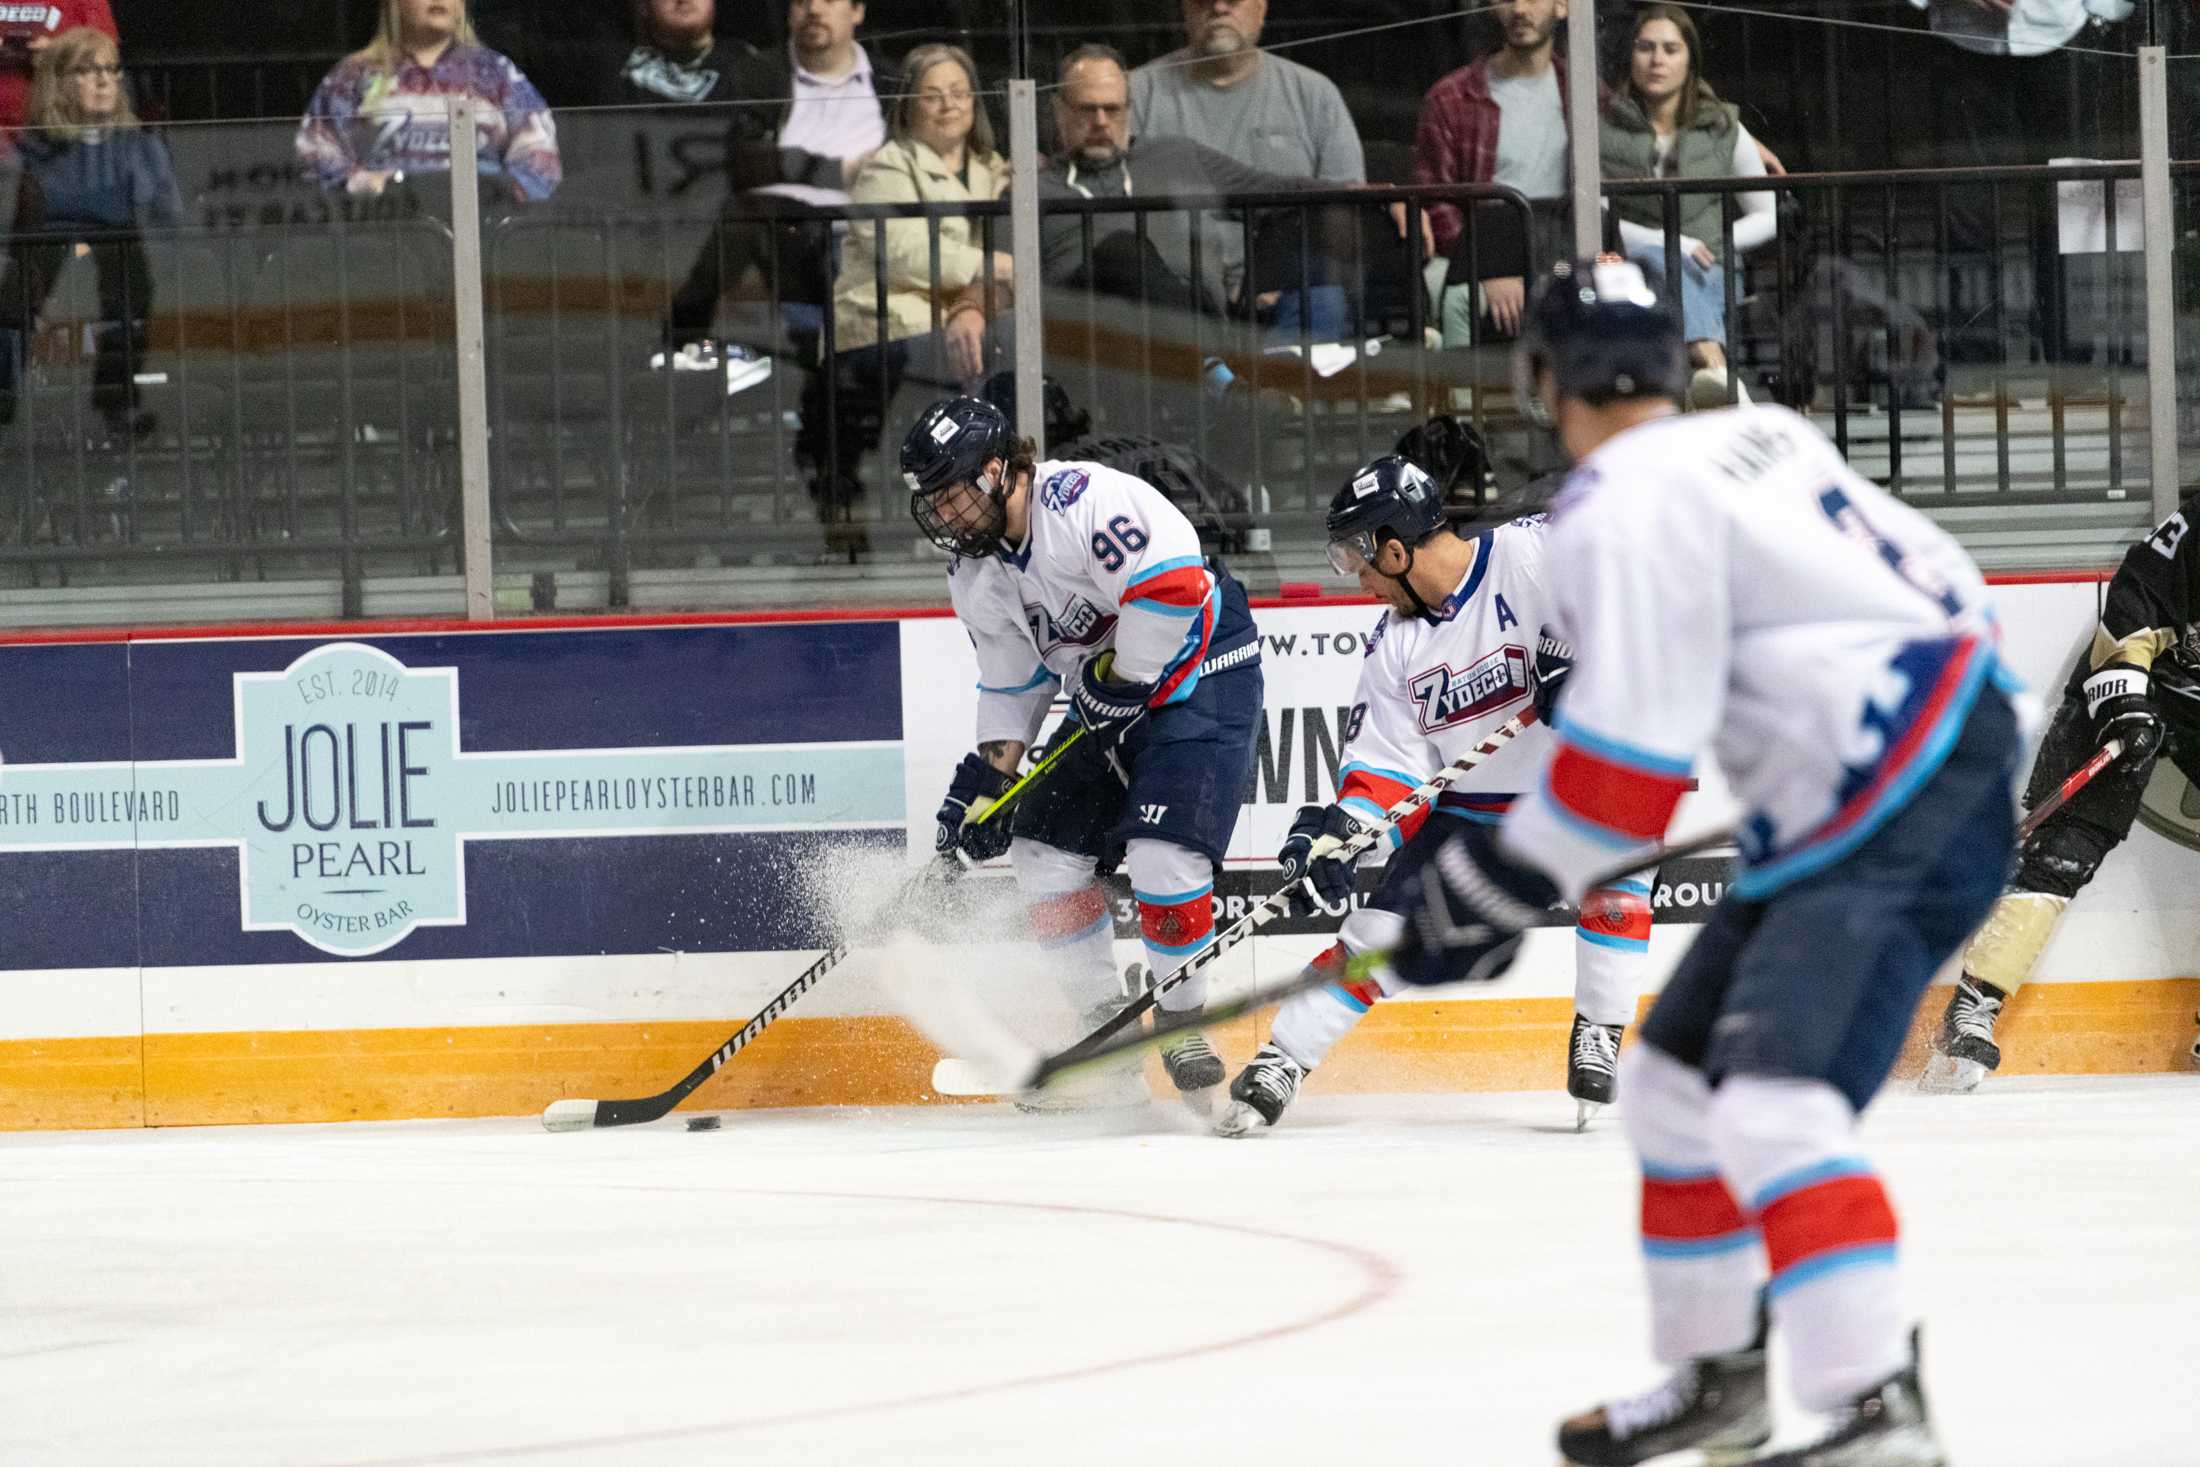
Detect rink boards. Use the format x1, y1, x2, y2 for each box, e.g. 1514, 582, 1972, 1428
1, 578, 2194, 1130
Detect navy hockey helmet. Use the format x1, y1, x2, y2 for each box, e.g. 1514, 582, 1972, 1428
1513, 257, 1688, 425
902, 396, 1017, 557
1327, 455, 1454, 623
1393, 414, 1496, 517
981, 369, 1093, 450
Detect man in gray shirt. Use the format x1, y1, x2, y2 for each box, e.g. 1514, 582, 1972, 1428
1130, 0, 1368, 324
1044, 44, 1328, 314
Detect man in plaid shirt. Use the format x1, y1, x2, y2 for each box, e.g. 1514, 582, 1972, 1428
1412, 0, 1576, 338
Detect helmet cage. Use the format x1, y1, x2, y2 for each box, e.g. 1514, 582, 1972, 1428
909, 469, 1009, 558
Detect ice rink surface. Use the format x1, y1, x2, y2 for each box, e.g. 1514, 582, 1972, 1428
1, 1075, 2193, 1466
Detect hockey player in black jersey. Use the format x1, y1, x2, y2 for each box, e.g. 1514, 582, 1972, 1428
1925, 492, 2200, 1091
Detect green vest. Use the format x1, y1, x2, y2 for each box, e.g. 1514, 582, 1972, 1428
1601, 94, 1740, 260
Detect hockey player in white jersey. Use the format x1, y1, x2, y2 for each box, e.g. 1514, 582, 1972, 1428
905, 396, 1264, 1110
1215, 454, 1653, 1137
1379, 260, 2023, 1467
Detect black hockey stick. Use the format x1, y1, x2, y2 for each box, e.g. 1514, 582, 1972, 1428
937, 824, 1736, 1099
541, 729, 1087, 1132
2014, 736, 2124, 844
923, 712, 1540, 1097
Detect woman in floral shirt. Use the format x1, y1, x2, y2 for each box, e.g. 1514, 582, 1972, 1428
295, 0, 560, 203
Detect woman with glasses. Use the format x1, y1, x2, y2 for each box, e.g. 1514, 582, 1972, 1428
0, 25, 179, 440
807, 42, 1011, 560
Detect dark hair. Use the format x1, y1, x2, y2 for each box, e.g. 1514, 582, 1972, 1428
1625, 3, 1719, 131
1006, 434, 1040, 486
1058, 42, 1126, 84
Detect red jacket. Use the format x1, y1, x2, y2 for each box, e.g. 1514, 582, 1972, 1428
0, 0, 118, 131
1412, 51, 1574, 258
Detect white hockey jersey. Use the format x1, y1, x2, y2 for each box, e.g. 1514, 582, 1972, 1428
1502, 404, 2024, 903
1336, 518, 1560, 848
948, 458, 1249, 748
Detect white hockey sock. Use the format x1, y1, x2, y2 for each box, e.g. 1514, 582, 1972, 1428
1126, 837, 1216, 1013
1268, 904, 1408, 1070
1010, 837, 1119, 1019
1573, 878, 1651, 1027
1708, 1075, 1907, 1410
1621, 1044, 1767, 1364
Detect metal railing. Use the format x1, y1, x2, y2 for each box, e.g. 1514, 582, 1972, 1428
2, 144, 2193, 620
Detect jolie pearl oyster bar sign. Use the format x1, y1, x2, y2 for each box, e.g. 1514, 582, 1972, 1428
0, 637, 904, 957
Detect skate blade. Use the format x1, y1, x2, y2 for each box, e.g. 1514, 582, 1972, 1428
1574, 1099, 1604, 1132
1919, 1052, 1986, 1094
1212, 1100, 1268, 1138
1175, 1082, 1221, 1121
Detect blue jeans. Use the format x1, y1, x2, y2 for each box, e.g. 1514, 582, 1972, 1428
1628, 241, 1727, 346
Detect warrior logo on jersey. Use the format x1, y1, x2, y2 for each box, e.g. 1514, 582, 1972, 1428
1407, 646, 1530, 733
1040, 469, 1091, 512
1027, 596, 1117, 653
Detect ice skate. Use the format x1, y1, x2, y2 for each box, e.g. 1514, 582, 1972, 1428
1156, 1017, 1225, 1117
1214, 1043, 1306, 1137
1014, 999, 1149, 1115
1566, 1015, 1623, 1130
1745, 1328, 1945, 1467
1920, 977, 2003, 1094
1557, 1337, 1771, 1466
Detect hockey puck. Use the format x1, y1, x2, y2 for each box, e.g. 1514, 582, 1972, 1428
685, 1115, 721, 1132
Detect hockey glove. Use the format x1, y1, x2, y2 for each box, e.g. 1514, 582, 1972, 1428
1531, 630, 1573, 726
2082, 660, 2165, 763
1386, 823, 1559, 989
1278, 803, 1362, 915
936, 752, 1018, 863
1069, 651, 1155, 751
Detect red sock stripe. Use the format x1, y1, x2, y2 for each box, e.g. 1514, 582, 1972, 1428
1138, 893, 1215, 951
1311, 943, 1347, 973
1642, 1175, 1751, 1243
1759, 1176, 1899, 1277
1579, 884, 1653, 942
1029, 886, 1109, 944
1548, 743, 1691, 841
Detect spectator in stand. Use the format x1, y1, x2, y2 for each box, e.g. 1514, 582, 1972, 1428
1601, 3, 1777, 408
1040, 44, 1325, 317
1130, 0, 1374, 335
0, 0, 112, 134
661, 0, 894, 395
295, 0, 561, 203
1413, 0, 1576, 340
814, 41, 1008, 560
613, 0, 736, 106
1910, 0, 2132, 57
0, 25, 178, 439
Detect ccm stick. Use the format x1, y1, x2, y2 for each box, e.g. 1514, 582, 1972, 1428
921, 712, 1540, 1099
928, 822, 1736, 1100
542, 726, 1091, 1131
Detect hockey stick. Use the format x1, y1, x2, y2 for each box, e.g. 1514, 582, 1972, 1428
2014, 736, 2124, 844
541, 729, 1082, 1132
923, 711, 1540, 1098
932, 824, 1737, 1099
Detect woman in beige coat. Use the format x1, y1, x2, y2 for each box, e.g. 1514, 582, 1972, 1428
804, 42, 1011, 558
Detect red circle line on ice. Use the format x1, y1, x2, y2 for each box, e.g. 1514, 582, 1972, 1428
323, 1186, 1403, 1466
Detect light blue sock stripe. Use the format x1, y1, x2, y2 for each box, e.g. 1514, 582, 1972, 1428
1750, 1156, 1872, 1212
1322, 982, 1371, 1015
1133, 884, 1213, 907
1576, 928, 1649, 953
1768, 1243, 1897, 1297
1038, 912, 1112, 951
1643, 1230, 1758, 1259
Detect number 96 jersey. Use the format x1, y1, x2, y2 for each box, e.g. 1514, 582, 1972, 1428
948, 458, 1258, 749
1338, 518, 1561, 848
